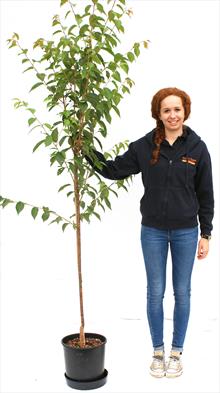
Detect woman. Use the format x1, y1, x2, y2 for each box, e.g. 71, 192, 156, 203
86, 87, 214, 378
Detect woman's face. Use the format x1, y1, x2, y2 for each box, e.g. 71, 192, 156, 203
159, 95, 185, 133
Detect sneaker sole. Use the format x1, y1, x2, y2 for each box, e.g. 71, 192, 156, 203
150, 371, 166, 378
166, 370, 183, 378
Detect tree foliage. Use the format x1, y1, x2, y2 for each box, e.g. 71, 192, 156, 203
1, 0, 148, 229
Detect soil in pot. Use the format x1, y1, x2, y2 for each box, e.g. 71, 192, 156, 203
67, 337, 103, 349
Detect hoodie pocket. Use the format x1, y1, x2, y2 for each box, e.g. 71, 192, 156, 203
167, 187, 199, 219
140, 188, 163, 218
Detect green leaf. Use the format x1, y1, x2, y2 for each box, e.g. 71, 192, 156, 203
57, 167, 65, 175
122, 85, 130, 94
88, 191, 96, 199
8, 40, 17, 48
85, 5, 91, 13
13, 32, 20, 40
33, 38, 44, 49
93, 211, 101, 220
58, 183, 71, 192
52, 15, 60, 27
114, 20, 124, 33
125, 77, 135, 88
103, 88, 112, 100
29, 82, 43, 92
114, 53, 124, 62
1, 198, 13, 208
28, 117, 36, 126
26, 107, 36, 115
68, 25, 77, 35
36, 73, 45, 81
23, 66, 34, 73
65, 11, 71, 19
86, 93, 99, 107
75, 14, 82, 25
31, 207, 38, 219
94, 136, 103, 150
42, 209, 50, 222
44, 123, 52, 130
108, 10, 115, 21
116, 3, 124, 12
97, 3, 105, 14
80, 201, 85, 209
33, 139, 45, 153
127, 51, 135, 62
108, 61, 116, 72
62, 223, 69, 232
80, 24, 89, 35
16, 201, 24, 214
55, 152, 66, 165
97, 200, 105, 212
120, 62, 129, 74
112, 105, 120, 117
105, 111, 112, 124
105, 34, 118, 48
82, 213, 90, 223
134, 43, 140, 57
113, 92, 122, 105
98, 127, 106, 137
59, 136, 67, 146
109, 188, 118, 197
112, 71, 121, 82
49, 216, 62, 225
53, 30, 63, 36
52, 128, 58, 142
104, 197, 111, 209
60, 0, 68, 5
44, 135, 53, 146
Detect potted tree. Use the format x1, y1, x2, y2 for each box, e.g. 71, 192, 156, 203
1, 0, 148, 389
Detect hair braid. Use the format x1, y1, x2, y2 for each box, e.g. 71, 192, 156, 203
150, 120, 165, 165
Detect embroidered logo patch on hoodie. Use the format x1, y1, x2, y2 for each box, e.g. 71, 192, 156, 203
181, 156, 197, 166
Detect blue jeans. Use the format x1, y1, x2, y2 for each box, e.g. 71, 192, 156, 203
141, 225, 198, 352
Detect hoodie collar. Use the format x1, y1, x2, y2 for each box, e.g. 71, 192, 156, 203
145, 125, 201, 150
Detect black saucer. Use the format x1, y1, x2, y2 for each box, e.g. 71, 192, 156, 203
64, 369, 108, 390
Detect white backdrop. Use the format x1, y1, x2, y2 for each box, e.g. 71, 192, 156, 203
0, 1, 219, 393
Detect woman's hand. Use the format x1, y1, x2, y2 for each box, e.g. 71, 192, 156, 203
197, 238, 209, 260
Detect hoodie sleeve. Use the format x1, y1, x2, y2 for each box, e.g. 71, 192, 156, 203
85, 142, 140, 180
195, 143, 214, 236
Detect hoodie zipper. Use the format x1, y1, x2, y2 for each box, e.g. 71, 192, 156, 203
160, 138, 187, 216
162, 159, 173, 216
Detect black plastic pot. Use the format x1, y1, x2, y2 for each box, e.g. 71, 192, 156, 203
61, 333, 108, 390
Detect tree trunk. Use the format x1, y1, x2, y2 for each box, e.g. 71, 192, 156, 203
73, 167, 85, 348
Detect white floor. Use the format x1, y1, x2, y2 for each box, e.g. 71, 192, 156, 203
1, 220, 219, 393
0, 315, 219, 393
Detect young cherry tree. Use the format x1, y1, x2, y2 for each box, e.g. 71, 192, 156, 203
1, 0, 148, 347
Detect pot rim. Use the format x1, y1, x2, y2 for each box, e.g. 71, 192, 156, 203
61, 332, 107, 349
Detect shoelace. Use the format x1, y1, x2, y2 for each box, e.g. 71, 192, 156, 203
152, 356, 164, 368
168, 356, 180, 369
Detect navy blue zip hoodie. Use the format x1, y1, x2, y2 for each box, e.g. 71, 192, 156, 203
86, 126, 214, 235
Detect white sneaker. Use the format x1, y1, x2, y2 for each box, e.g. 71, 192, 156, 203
149, 350, 166, 378
166, 350, 183, 378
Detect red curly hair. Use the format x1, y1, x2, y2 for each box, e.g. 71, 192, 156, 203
150, 87, 191, 165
